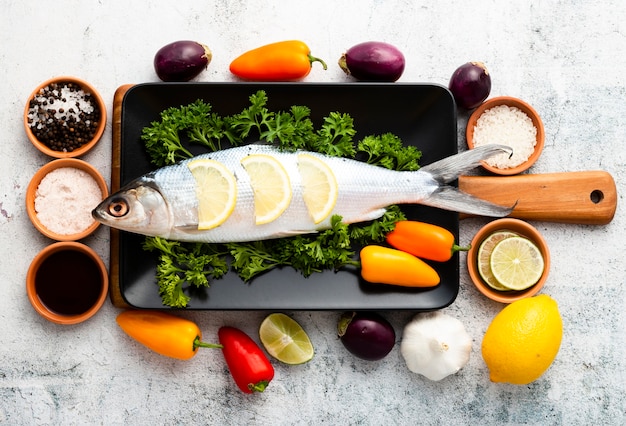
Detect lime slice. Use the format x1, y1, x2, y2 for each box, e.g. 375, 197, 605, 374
241, 154, 292, 225
259, 313, 314, 365
297, 154, 338, 224
489, 236, 545, 291
187, 159, 237, 230
477, 231, 518, 291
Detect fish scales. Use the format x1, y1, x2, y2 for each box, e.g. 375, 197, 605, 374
93, 144, 513, 243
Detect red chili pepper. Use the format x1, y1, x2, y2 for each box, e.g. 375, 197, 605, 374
218, 326, 275, 394
386, 221, 470, 262
229, 40, 327, 81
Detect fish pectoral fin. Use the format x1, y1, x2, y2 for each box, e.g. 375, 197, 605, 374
171, 226, 317, 238
174, 224, 208, 233
352, 208, 387, 223
423, 186, 514, 217
272, 229, 319, 238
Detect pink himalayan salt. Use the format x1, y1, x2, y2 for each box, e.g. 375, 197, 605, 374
35, 167, 102, 235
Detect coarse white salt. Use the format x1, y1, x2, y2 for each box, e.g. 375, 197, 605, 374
472, 105, 537, 169
35, 167, 103, 235
28, 84, 95, 129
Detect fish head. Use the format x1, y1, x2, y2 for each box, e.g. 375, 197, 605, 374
92, 177, 172, 237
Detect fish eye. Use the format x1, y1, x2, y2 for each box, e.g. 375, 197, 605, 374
107, 198, 129, 217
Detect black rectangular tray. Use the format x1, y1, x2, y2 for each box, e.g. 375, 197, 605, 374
113, 82, 459, 310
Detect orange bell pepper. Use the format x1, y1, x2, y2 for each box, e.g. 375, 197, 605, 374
386, 221, 469, 262
229, 40, 327, 81
359, 245, 440, 287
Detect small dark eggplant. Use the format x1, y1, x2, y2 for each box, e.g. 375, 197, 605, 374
154, 40, 212, 82
339, 41, 405, 82
448, 62, 491, 109
337, 312, 396, 361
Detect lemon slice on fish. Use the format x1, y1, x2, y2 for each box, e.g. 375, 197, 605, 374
241, 154, 292, 225
297, 153, 338, 224
187, 158, 237, 230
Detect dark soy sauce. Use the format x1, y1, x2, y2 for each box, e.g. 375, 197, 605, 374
35, 250, 102, 316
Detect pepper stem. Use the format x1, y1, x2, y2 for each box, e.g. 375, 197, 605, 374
451, 243, 471, 255
308, 54, 328, 70
248, 380, 270, 393
193, 336, 223, 350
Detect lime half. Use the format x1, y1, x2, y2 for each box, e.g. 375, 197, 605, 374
489, 236, 545, 291
259, 313, 314, 365
477, 231, 518, 291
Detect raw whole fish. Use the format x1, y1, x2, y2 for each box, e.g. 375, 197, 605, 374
93, 144, 512, 243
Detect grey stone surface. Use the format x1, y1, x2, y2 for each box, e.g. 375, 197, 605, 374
1, 0, 624, 424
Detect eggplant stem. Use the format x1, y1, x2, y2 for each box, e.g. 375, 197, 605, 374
337, 312, 356, 337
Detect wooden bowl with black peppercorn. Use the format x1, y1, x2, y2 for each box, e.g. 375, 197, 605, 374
24, 76, 107, 158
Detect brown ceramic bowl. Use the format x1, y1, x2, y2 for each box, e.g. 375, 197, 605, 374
466, 96, 544, 175
26, 241, 109, 325
467, 218, 550, 303
24, 76, 107, 158
26, 158, 109, 241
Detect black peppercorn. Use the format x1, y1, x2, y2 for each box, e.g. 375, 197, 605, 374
27, 81, 101, 153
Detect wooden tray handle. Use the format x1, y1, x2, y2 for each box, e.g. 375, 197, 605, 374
458, 171, 617, 225
108, 85, 134, 309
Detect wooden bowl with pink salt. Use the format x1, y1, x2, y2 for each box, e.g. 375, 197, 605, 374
466, 96, 545, 175
26, 158, 109, 241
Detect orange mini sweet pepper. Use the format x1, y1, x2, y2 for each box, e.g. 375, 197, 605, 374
229, 40, 327, 81
359, 245, 440, 288
116, 310, 221, 360
386, 220, 470, 262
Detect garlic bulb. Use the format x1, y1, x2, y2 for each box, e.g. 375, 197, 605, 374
400, 311, 472, 381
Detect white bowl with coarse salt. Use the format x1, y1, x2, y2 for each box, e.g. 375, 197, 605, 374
466, 96, 545, 175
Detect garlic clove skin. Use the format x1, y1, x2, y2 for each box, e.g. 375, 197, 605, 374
400, 311, 472, 381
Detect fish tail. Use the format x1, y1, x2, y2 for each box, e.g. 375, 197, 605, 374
421, 145, 515, 217
420, 145, 512, 183
423, 186, 515, 217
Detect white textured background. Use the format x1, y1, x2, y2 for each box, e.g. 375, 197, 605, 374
1, 1, 625, 425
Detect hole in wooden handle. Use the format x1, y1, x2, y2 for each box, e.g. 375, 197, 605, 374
590, 190, 604, 204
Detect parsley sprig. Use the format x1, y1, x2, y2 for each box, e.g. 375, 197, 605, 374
140, 91, 421, 307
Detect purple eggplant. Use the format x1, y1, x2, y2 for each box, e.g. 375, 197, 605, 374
337, 312, 396, 361
154, 40, 212, 82
448, 62, 491, 109
339, 42, 405, 82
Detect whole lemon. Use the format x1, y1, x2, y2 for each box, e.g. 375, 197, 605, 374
481, 294, 562, 385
